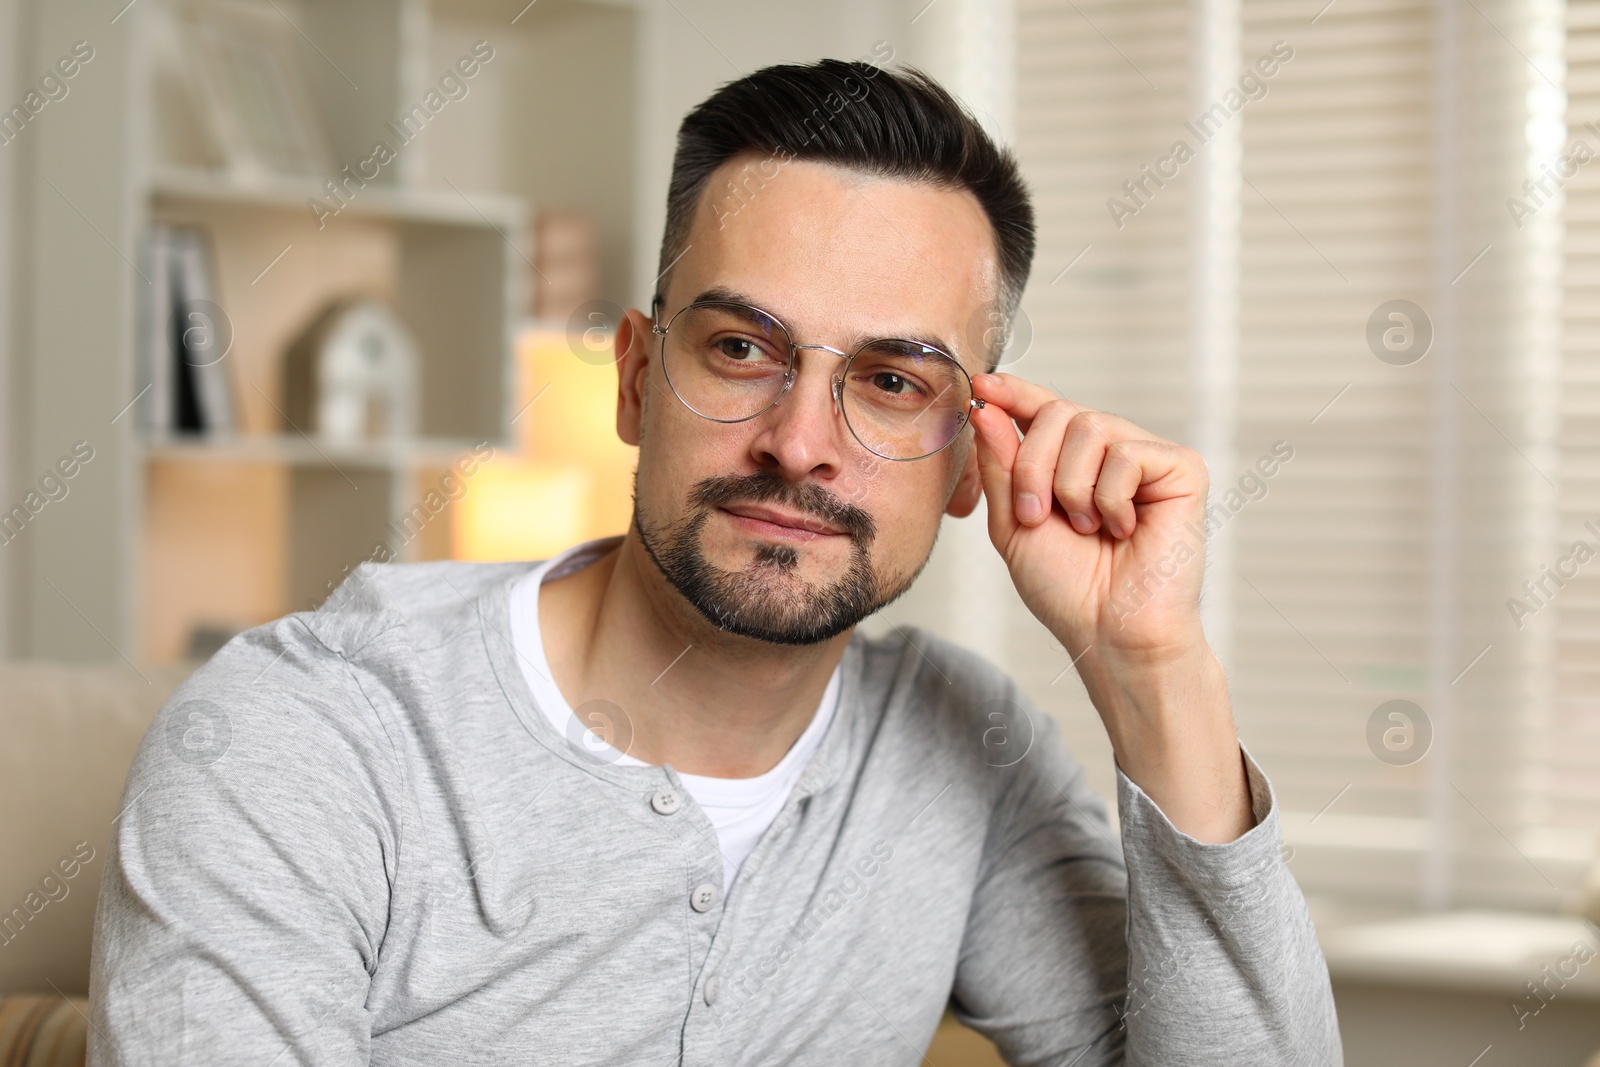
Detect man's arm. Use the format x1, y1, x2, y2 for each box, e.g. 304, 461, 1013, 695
1113, 731, 1340, 1065
948, 706, 1131, 1066
966, 370, 1255, 822
962, 372, 1342, 1063
949, 689, 1341, 1067
88, 616, 398, 1066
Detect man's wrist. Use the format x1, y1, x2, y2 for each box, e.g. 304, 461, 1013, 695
1074, 639, 1255, 843
1075, 635, 1222, 734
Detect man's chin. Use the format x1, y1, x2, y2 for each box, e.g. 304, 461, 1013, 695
710, 547, 831, 583
635, 502, 888, 645
694, 598, 863, 646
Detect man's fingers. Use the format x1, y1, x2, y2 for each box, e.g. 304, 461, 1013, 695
1088, 443, 1143, 537
974, 373, 1086, 435
1069, 438, 1199, 539
976, 373, 1176, 445
1051, 411, 1117, 534
971, 373, 1200, 541
1010, 400, 1079, 527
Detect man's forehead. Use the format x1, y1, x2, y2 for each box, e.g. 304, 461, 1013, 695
674, 154, 1001, 368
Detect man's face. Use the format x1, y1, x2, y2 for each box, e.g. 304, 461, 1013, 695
618, 150, 999, 646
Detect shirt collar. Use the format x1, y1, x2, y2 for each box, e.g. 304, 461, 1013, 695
477, 543, 865, 797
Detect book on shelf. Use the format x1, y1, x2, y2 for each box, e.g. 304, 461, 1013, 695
138, 225, 236, 438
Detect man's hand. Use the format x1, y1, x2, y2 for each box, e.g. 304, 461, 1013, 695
968, 372, 1255, 843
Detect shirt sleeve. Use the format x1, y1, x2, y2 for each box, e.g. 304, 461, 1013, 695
1111, 736, 1343, 1065
87, 616, 400, 1067
949, 691, 1343, 1066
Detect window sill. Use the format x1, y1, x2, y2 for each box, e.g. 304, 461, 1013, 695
1307, 898, 1600, 1000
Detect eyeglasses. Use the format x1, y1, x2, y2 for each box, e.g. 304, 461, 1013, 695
650, 295, 985, 462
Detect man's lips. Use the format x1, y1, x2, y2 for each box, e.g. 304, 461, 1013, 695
720, 504, 847, 538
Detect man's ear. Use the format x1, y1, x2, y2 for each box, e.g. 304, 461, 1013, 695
616, 307, 652, 447
945, 436, 983, 518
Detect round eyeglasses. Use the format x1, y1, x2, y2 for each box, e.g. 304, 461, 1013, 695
650, 296, 985, 462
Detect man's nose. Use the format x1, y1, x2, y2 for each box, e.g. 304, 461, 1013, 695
748, 350, 848, 476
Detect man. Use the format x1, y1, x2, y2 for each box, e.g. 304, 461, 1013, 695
90, 58, 1341, 1065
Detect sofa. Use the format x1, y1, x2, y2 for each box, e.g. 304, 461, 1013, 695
1, 661, 191, 1065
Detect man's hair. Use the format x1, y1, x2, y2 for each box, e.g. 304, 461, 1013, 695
653, 58, 1035, 374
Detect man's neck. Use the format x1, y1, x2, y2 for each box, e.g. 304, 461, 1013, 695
537, 531, 851, 778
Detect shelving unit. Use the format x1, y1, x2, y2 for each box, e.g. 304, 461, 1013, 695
19, 0, 637, 662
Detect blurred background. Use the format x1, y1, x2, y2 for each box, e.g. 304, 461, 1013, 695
3, 0, 1600, 1063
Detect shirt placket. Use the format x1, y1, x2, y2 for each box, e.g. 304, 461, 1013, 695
639, 763, 735, 1066
672, 751, 837, 1067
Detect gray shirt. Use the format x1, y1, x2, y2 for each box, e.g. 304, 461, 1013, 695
88, 549, 1342, 1066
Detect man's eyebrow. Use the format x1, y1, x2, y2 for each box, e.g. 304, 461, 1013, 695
690, 286, 773, 318
688, 285, 968, 365
691, 285, 754, 306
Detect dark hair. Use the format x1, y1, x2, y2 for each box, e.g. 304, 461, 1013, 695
654, 57, 1035, 374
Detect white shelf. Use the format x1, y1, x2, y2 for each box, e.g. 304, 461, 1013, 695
139, 433, 492, 469
149, 165, 524, 231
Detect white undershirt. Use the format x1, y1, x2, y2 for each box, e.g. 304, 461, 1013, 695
507, 535, 841, 896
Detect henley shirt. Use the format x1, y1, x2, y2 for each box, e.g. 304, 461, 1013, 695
507, 536, 842, 898
88, 549, 1343, 1066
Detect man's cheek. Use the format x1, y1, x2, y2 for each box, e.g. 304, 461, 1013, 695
838, 477, 867, 507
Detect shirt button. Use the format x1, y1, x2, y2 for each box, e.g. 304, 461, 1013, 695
650, 788, 682, 815
690, 882, 720, 912
704, 974, 722, 1005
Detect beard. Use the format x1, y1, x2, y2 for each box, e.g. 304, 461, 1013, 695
634, 467, 926, 646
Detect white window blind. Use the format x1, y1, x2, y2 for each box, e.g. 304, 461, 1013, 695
1012, 0, 1599, 913
1556, 0, 1600, 889
1007, 0, 1195, 806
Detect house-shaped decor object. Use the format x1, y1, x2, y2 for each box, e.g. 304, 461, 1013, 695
283, 298, 419, 442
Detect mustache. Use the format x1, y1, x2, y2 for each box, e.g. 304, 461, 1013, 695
688, 471, 876, 542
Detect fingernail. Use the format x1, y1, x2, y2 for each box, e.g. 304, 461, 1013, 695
1069, 512, 1093, 534
1017, 493, 1042, 523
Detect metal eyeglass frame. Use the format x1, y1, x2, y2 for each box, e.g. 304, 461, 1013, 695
649, 293, 986, 463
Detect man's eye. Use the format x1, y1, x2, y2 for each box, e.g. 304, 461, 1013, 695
717, 338, 773, 361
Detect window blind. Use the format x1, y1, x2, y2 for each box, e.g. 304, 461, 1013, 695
1553, 0, 1600, 897
1011, 0, 1598, 911
1008, 0, 1195, 806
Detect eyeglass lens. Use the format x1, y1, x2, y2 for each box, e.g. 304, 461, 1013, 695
661, 302, 973, 460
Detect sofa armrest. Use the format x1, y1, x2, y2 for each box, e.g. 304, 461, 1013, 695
0, 994, 87, 1067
